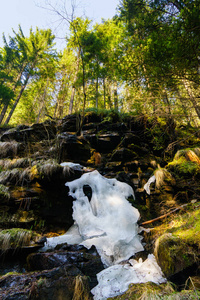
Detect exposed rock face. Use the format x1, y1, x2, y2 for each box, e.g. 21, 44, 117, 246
0, 112, 199, 298
27, 244, 104, 289
0, 265, 91, 300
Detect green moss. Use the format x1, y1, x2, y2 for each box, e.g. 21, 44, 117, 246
0, 228, 39, 251
167, 148, 200, 177
148, 204, 200, 277
109, 281, 200, 299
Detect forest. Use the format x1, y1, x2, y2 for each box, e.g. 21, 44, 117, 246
0, 0, 200, 127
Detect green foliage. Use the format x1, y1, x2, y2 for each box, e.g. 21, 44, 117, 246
1, 0, 200, 125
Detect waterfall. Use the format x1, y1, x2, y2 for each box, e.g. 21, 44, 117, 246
45, 170, 166, 299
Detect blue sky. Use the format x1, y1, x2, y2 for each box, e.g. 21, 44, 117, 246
0, 0, 120, 49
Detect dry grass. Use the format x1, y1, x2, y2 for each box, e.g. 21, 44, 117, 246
154, 167, 175, 189
0, 228, 33, 251
72, 275, 90, 300
0, 141, 19, 158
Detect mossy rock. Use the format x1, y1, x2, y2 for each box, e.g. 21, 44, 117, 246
0, 184, 10, 203
109, 281, 200, 299
0, 228, 41, 251
154, 233, 197, 278
111, 148, 137, 162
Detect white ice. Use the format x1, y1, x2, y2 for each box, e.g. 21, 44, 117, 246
65, 170, 144, 266
144, 175, 156, 195
91, 254, 166, 300
44, 170, 166, 299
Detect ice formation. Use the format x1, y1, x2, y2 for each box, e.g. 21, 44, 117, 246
66, 170, 143, 266
144, 175, 156, 195
44, 170, 166, 299
60, 162, 83, 171
92, 254, 166, 299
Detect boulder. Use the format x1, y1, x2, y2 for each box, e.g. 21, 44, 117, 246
111, 147, 137, 162
59, 134, 91, 163
27, 245, 104, 288
154, 233, 197, 278
0, 265, 91, 300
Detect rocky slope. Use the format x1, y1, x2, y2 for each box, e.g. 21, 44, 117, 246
0, 111, 200, 299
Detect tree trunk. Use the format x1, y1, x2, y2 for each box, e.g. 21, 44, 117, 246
96, 76, 99, 109
68, 49, 80, 115
162, 91, 171, 116
37, 83, 48, 123
0, 104, 9, 124
175, 87, 191, 126
183, 79, 200, 121
103, 77, 106, 109
0, 67, 26, 124
69, 86, 76, 114
114, 82, 118, 112
4, 73, 31, 125
95, 60, 99, 109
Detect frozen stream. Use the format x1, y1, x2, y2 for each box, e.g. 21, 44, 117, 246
44, 170, 166, 299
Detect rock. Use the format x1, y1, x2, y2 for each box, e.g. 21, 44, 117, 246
84, 111, 102, 124
0, 265, 91, 300
60, 114, 78, 132
0, 228, 44, 253
121, 133, 141, 147
0, 121, 56, 143
110, 281, 199, 299
154, 233, 197, 278
27, 245, 104, 288
59, 134, 91, 163
111, 147, 137, 162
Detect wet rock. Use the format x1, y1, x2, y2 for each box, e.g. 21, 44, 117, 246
121, 133, 141, 147
98, 121, 128, 132
0, 265, 90, 300
97, 133, 121, 153
27, 245, 104, 288
59, 134, 91, 163
0, 141, 22, 158
84, 111, 102, 124
111, 147, 137, 162
0, 121, 56, 143
0, 125, 30, 142
60, 114, 78, 132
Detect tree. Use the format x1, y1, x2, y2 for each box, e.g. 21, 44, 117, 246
0, 26, 56, 125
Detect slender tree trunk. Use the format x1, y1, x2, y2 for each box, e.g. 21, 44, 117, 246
68, 49, 80, 115
0, 104, 9, 124
142, 64, 156, 113
37, 83, 48, 123
175, 87, 191, 126
182, 79, 200, 120
55, 75, 69, 119
96, 76, 99, 109
162, 91, 171, 116
103, 77, 106, 109
4, 73, 31, 125
95, 60, 99, 109
107, 80, 113, 110
69, 86, 76, 114
0, 67, 26, 124
114, 81, 118, 112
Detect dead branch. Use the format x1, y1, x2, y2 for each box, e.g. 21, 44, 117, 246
139, 203, 188, 226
